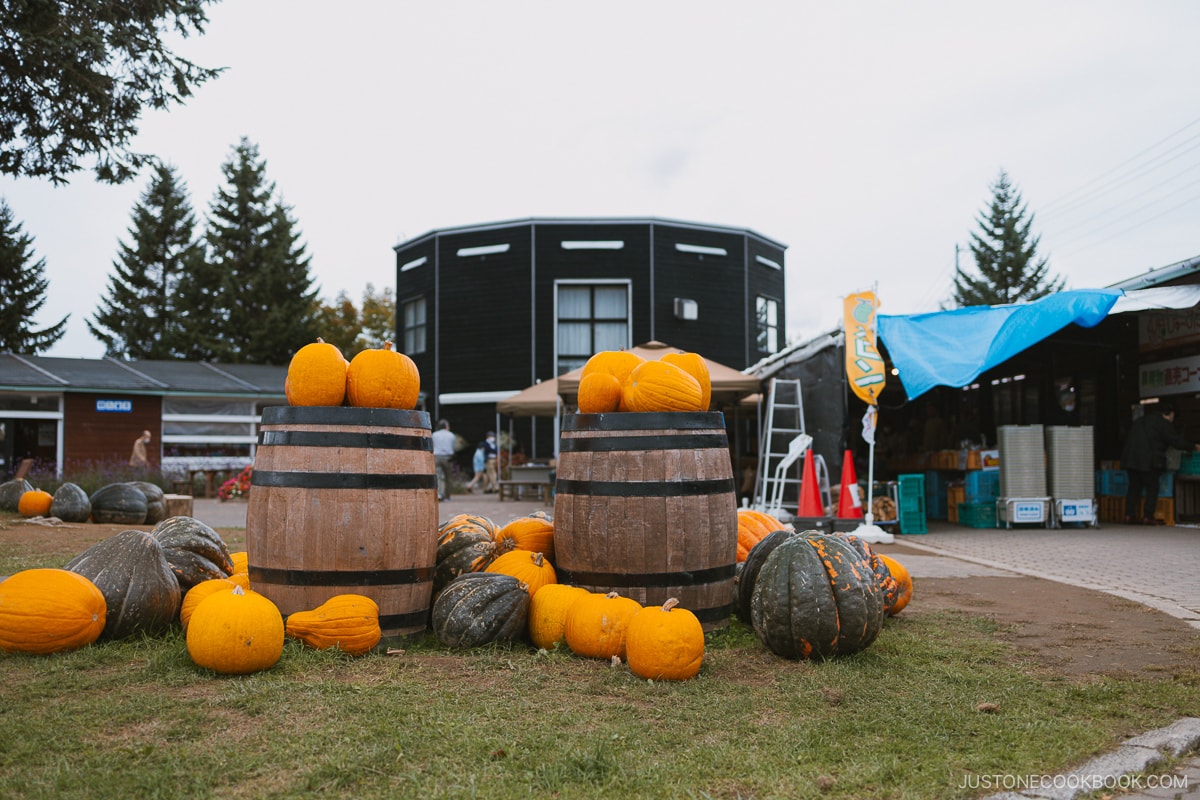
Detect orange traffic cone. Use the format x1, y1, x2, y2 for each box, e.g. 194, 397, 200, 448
836, 450, 863, 519
797, 449, 825, 517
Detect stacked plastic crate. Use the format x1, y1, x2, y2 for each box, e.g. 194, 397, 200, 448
1095, 468, 1128, 522
896, 473, 927, 534
1046, 426, 1096, 527
958, 469, 999, 528
997, 424, 1050, 527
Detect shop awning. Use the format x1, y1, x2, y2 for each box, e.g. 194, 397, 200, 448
877, 287, 1200, 400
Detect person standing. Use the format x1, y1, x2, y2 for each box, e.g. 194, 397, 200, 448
431, 419, 457, 501
482, 430, 499, 493
466, 441, 487, 493
1121, 400, 1200, 525
129, 430, 152, 467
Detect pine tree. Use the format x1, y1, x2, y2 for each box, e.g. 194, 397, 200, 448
952, 170, 1065, 307
87, 164, 203, 359
179, 138, 319, 364
0, 199, 68, 353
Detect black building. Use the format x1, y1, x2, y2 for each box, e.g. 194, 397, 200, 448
392, 217, 787, 462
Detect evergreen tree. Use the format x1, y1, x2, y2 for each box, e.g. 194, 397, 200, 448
952, 170, 1065, 307
0, 1, 222, 184
87, 164, 203, 358
0, 199, 68, 353
179, 138, 319, 364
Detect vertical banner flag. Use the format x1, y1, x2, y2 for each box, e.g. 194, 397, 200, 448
844, 291, 886, 405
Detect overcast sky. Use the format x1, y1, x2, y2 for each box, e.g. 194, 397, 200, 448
5, 1, 1200, 362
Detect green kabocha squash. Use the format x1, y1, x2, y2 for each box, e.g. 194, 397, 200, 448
0, 478, 34, 512
50, 482, 91, 523
128, 481, 167, 525
749, 531, 884, 660
65, 529, 181, 639
90, 482, 148, 525
735, 527, 806, 624
834, 532, 901, 615
152, 516, 235, 591
431, 572, 529, 649
433, 519, 499, 597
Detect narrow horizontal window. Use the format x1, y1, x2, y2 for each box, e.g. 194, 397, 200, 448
675, 243, 727, 257
561, 240, 625, 250
400, 256, 427, 272
457, 243, 510, 257
756, 255, 781, 270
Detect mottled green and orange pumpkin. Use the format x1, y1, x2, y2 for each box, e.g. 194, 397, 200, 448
65, 529, 181, 639
434, 517, 499, 596
749, 531, 884, 660
431, 572, 530, 649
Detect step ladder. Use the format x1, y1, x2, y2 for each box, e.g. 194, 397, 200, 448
751, 378, 831, 520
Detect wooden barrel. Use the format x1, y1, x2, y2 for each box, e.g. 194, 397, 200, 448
245, 406, 438, 640
552, 412, 738, 631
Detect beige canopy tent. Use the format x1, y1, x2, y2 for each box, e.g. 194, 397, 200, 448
495, 341, 764, 468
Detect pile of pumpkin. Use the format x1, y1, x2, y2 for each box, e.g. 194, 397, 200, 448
430, 508, 913, 676
0, 506, 914, 678
285, 338, 420, 408
576, 349, 713, 413
1, 477, 185, 526
0, 515, 382, 674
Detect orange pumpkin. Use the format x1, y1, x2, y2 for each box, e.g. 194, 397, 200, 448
180, 578, 238, 632
528, 583, 590, 650
494, 513, 555, 561
17, 489, 53, 517
736, 509, 787, 562
285, 338, 348, 406
485, 550, 557, 597
878, 554, 913, 615
564, 591, 643, 660
580, 350, 644, 386
346, 341, 421, 409
625, 597, 705, 681
577, 371, 623, 413
661, 352, 712, 411
0, 568, 107, 654
625, 360, 703, 413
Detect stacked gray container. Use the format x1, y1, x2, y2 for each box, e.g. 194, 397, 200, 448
1045, 425, 1097, 527
997, 424, 1050, 526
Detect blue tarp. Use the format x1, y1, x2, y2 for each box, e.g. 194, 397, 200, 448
877, 289, 1123, 400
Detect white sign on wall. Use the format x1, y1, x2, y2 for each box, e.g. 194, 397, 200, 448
1138, 355, 1200, 398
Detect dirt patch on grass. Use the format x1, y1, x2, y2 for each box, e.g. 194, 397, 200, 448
906, 574, 1200, 678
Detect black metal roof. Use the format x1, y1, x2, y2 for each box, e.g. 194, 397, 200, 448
392, 216, 789, 252
0, 354, 286, 397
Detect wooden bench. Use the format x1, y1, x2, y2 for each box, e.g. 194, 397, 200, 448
497, 480, 552, 503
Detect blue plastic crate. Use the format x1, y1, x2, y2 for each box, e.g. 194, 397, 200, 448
898, 509, 928, 535
897, 473, 925, 514
1160, 471, 1174, 498
964, 470, 999, 503
1095, 469, 1128, 497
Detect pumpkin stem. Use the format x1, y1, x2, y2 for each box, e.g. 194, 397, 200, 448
233, 585, 245, 596
532, 552, 544, 566
605, 591, 619, 599
383, 341, 394, 351
662, 597, 680, 613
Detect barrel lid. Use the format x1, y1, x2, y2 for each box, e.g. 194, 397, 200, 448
261, 405, 431, 429
562, 411, 726, 431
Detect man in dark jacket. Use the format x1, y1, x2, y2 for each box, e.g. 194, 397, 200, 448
1121, 400, 1200, 524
